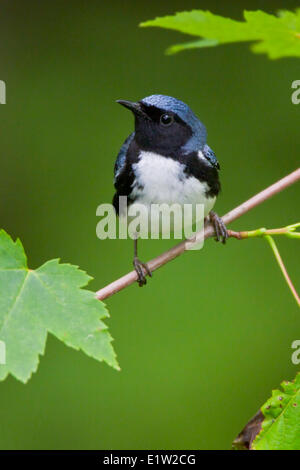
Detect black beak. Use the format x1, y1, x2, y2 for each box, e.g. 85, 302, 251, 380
116, 100, 149, 119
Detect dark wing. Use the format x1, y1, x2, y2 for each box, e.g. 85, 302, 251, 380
184, 147, 221, 198
113, 132, 136, 215
203, 144, 220, 170
114, 132, 135, 184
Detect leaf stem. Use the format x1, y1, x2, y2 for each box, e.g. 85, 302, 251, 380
229, 224, 300, 239
264, 235, 300, 308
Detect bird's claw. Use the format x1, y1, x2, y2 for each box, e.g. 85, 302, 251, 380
210, 211, 228, 244
133, 257, 152, 287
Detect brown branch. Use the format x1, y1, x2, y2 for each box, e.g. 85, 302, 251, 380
96, 168, 300, 301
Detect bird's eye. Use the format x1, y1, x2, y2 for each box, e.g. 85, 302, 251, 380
160, 113, 174, 127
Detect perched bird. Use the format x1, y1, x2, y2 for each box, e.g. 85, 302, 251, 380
113, 94, 227, 286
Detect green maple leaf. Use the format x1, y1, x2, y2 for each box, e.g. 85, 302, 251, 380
252, 373, 300, 449
140, 9, 300, 59
234, 373, 300, 449
0, 230, 119, 383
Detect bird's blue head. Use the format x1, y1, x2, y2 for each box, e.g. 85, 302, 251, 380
117, 94, 207, 154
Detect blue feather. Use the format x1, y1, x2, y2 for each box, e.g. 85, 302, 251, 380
114, 132, 135, 182
141, 94, 207, 151
203, 144, 220, 170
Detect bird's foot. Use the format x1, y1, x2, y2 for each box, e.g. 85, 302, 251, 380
133, 257, 152, 287
209, 211, 228, 244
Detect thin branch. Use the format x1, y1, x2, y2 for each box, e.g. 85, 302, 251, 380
228, 225, 300, 307
96, 168, 300, 301
264, 235, 300, 307
228, 224, 300, 240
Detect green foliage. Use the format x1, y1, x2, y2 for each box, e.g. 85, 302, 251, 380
253, 373, 300, 449
0, 230, 119, 383
140, 9, 300, 59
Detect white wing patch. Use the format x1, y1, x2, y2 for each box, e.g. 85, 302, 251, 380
197, 150, 207, 163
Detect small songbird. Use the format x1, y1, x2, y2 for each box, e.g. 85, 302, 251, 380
113, 94, 227, 286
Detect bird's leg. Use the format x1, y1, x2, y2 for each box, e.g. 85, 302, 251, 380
133, 236, 152, 287
209, 211, 228, 244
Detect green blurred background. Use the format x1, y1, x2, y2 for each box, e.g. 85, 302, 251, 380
0, 0, 299, 450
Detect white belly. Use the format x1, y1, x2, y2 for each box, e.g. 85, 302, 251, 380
123, 151, 216, 237
131, 151, 216, 215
